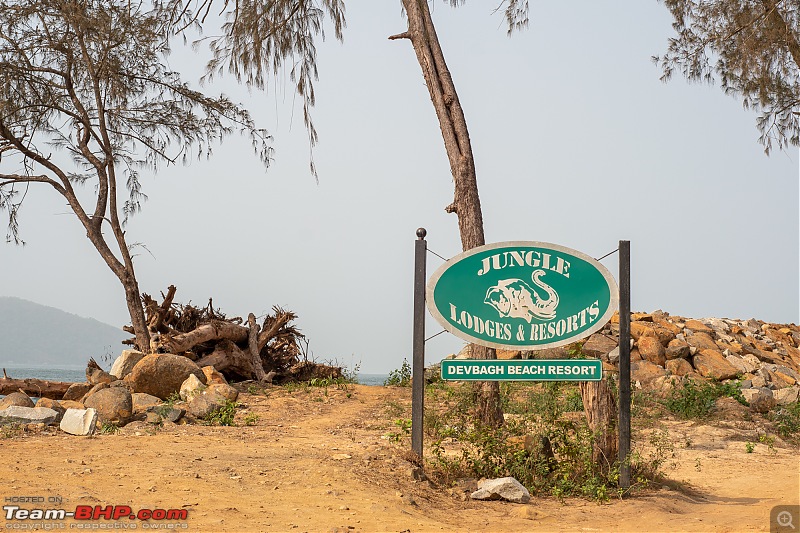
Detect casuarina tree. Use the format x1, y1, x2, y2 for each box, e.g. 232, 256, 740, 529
0, 0, 342, 351
655, 0, 800, 153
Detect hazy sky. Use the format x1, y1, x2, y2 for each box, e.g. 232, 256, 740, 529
2, 1, 798, 373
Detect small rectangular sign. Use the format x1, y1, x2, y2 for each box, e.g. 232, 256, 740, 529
440, 359, 602, 381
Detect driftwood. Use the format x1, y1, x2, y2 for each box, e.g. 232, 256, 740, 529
0, 372, 73, 399
164, 321, 250, 354
124, 286, 329, 382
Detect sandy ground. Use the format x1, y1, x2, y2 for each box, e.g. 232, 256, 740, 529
1, 384, 798, 533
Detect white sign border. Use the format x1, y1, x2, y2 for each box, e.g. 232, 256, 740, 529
425, 241, 620, 351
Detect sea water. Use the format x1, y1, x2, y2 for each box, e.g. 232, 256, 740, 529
0, 367, 389, 399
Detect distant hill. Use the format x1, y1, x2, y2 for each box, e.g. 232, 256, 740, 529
0, 297, 128, 368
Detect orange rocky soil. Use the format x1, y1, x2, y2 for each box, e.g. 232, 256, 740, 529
1, 384, 798, 533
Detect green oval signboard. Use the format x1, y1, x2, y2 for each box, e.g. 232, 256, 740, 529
426, 242, 618, 350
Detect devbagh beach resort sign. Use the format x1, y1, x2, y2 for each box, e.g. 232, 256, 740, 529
426, 241, 619, 351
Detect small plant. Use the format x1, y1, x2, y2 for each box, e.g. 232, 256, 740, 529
0, 423, 22, 439
384, 359, 412, 387
384, 418, 412, 442
745, 441, 755, 453
422, 381, 669, 502
664, 378, 748, 419
156, 391, 183, 419
204, 400, 238, 426
758, 433, 776, 452
243, 413, 260, 426
247, 384, 266, 395
282, 381, 309, 393
383, 400, 407, 419
100, 422, 120, 434
769, 401, 800, 438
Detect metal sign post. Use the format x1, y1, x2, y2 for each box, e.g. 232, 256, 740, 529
618, 240, 631, 490
411, 228, 427, 457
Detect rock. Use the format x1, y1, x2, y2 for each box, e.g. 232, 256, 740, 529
83, 387, 133, 425
35, 398, 66, 422
666, 339, 691, 360
654, 317, 682, 335
630, 322, 656, 341
607, 347, 620, 364
109, 380, 135, 393
201, 366, 228, 385
776, 365, 800, 382
63, 382, 93, 401
206, 383, 239, 402
0, 391, 34, 410
132, 393, 162, 413
60, 400, 85, 410
110, 350, 145, 379
186, 391, 227, 419
80, 382, 110, 403
725, 354, 753, 375
582, 334, 618, 359
652, 375, 682, 394
637, 336, 666, 366
424, 363, 442, 383
180, 374, 207, 401
665, 358, 693, 376
741, 387, 776, 413
0, 406, 59, 425
146, 405, 185, 423
769, 370, 796, 388
685, 332, 718, 352
86, 359, 115, 385
692, 349, 739, 380
704, 318, 730, 333
631, 360, 667, 385
497, 350, 522, 360
455, 345, 475, 359
60, 408, 98, 436
774, 387, 800, 405
161, 407, 185, 423
742, 354, 762, 371
470, 477, 530, 504
685, 319, 714, 335
126, 354, 206, 400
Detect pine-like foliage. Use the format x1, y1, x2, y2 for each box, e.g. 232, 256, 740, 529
655, 0, 800, 154
0, 0, 272, 244
159, 0, 345, 177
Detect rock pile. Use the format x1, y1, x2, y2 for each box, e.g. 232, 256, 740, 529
593, 311, 800, 407
0, 350, 239, 436
452, 310, 800, 410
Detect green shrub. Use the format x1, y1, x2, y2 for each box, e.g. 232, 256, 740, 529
385, 359, 412, 387
204, 400, 238, 426
100, 422, 120, 434
423, 381, 667, 501
243, 413, 260, 426
770, 401, 800, 437
664, 378, 748, 419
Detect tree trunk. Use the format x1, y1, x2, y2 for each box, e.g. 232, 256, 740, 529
122, 276, 150, 353
580, 379, 618, 472
247, 313, 269, 381
394, 0, 502, 427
